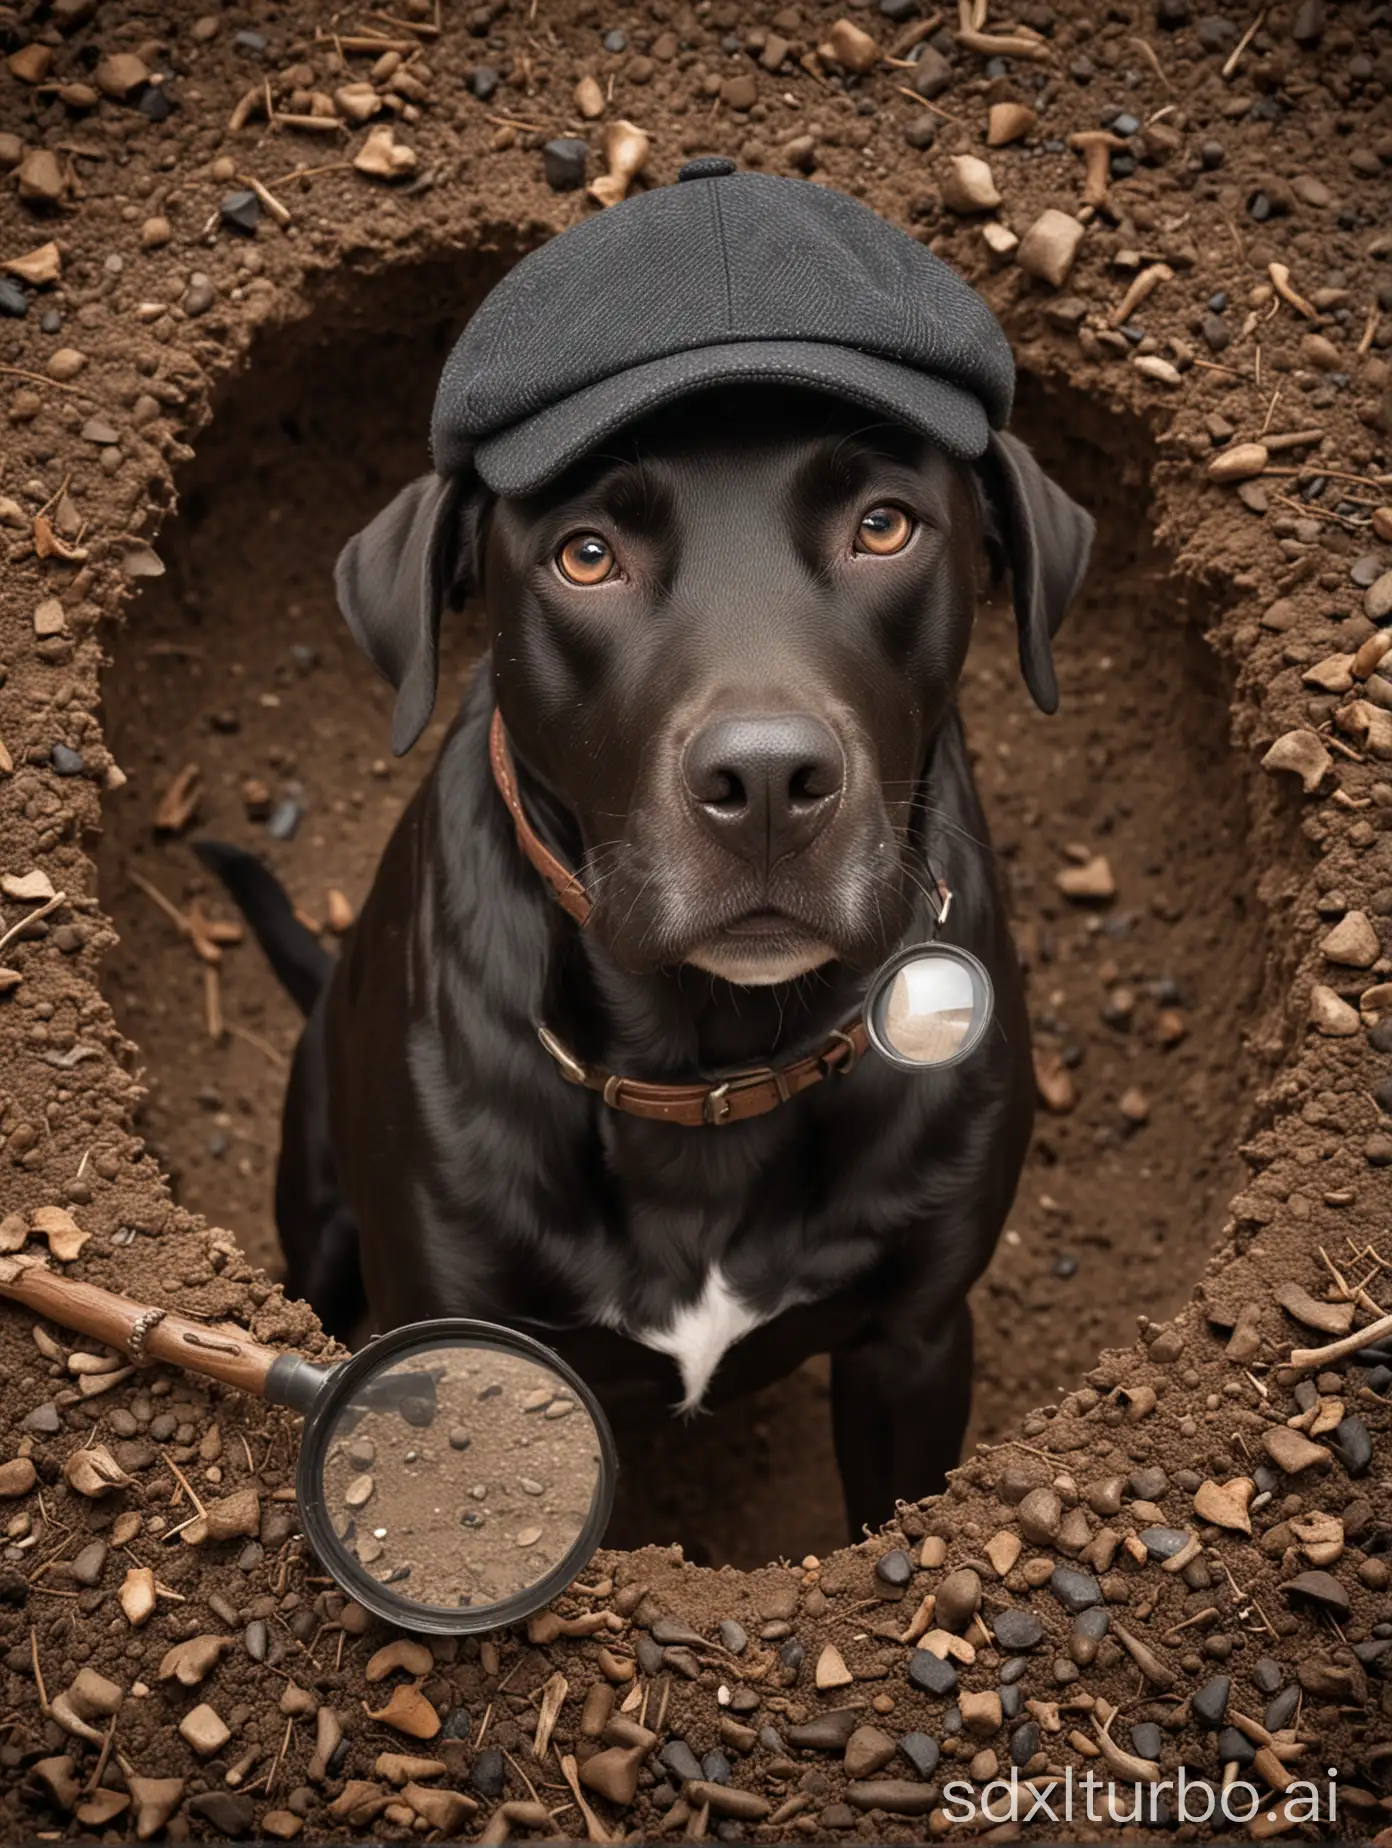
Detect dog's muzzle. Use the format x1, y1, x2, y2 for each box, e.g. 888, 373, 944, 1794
489, 708, 994, 1123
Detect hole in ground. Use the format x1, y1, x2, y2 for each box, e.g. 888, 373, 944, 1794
97, 275, 1264, 1570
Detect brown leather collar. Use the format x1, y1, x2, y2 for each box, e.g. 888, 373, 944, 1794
488, 705, 868, 1126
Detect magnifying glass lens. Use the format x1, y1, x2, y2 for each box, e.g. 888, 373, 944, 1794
866, 946, 993, 1071
311, 1335, 611, 1627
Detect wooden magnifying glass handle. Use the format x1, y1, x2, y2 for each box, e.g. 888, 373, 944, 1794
0, 1252, 331, 1409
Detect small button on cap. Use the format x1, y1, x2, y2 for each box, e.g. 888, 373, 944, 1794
677, 155, 738, 181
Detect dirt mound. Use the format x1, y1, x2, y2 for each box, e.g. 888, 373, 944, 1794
0, 0, 1390, 1840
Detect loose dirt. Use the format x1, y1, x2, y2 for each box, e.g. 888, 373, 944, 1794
1, 0, 1390, 1839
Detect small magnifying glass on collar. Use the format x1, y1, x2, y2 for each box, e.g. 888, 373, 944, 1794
861, 880, 996, 1073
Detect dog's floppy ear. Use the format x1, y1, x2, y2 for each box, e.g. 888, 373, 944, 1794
978, 430, 1094, 715
335, 472, 484, 756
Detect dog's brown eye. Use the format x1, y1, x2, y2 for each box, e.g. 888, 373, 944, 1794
557, 533, 615, 585
856, 506, 914, 556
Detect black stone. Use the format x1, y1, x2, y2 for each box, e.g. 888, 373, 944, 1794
1330, 1416, 1372, 1476
993, 1609, 1043, 1651
602, 28, 628, 51
469, 65, 499, 100
701, 1750, 732, 1785
785, 1712, 857, 1752
661, 1740, 705, 1783
235, 30, 269, 52
1000, 1685, 1022, 1720
21, 1404, 60, 1435
718, 1619, 748, 1654
40, 308, 61, 334
899, 1732, 939, 1778
138, 85, 173, 121
1049, 1565, 1101, 1613
651, 1619, 707, 1648
1201, 314, 1230, 352
221, 189, 261, 234
1000, 1656, 1030, 1684
1209, 291, 1228, 312
1218, 1725, 1256, 1766
1249, 191, 1272, 222
50, 744, 84, 777
1196, 14, 1238, 49
1264, 1686, 1299, 1732
1111, 111, 1140, 136
1252, 1656, 1282, 1695
1200, 140, 1225, 168
0, 279, 28, 318
1192, 1676, 1230, 1729
441, 1705, 471, 1741
876, 1549, 913, 1589
1353, 1638, 1391, 1667
904, 116, 937, 149
1010, 1720, 1040, 1767
879, 0, 920, 18
1131, 1722, 1163, 1761
907, 1648, 957, 1696
1351, 555, 1385, 589
1139, 1526, 1190, 1561
472, 1748, 505, 1797
1155, 0, 1190, 27
543, 137, 589, 191
779, 1637, 805, 1674
190, 1794, 255, 1836
1282, 1569, 1349, 1615
1074, 1606, 1110, 1639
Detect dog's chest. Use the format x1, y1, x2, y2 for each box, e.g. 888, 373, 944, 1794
622, 1265, 781, 1414
588, 1125, 860, 1413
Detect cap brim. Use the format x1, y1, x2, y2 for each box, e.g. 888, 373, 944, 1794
466, 340, 993, 496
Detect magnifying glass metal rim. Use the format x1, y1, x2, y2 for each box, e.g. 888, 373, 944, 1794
295, 1317, 618, 1636
863, 943, 995, 1074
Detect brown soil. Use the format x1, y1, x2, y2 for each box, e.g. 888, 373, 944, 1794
1, 0, 1391, 1840
323, 1344, 603, 1612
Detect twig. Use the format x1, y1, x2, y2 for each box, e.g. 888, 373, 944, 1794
894, 83, 961, 122
0, 892, 67, 959
1357, 305, 1380, 359
486, 111, 550, 133
163, 1455, 207, 1520
204, 964, 224, 1043
30, 1629, 48, 1715
124, 867, 192, 939
224, 1022, 288, 1069
1221, 9, 1266, 81
0, 363, 100, 401
84, 1716, 116, 1796
1290, 1310, 1392, 1370
1129, 37, 1170, 88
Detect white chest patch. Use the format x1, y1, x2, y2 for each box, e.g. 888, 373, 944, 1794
632, 1268, 769, 1414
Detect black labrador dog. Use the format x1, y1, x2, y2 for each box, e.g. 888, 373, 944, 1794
204, 381, 1092, 1538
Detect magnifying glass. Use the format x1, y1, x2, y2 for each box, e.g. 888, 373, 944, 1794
861, 882, 995, 1072
0, 1255, 617, 1635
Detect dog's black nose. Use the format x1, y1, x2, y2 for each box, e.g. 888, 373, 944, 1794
683, 715, 843, 870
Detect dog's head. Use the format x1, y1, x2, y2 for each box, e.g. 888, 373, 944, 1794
336, 384, 1091, 984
